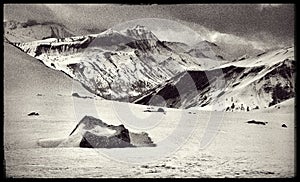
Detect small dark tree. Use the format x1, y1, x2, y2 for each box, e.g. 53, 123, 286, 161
226, 107, 230, 111
253, 106, 259, 110
231, 103, 235, 109
241, 104, 244, 111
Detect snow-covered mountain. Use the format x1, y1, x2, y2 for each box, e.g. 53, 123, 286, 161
4, 20, 75, 43
134, 46, 295, 111
9, 24, 295, 111
187, 40, 230, 61
13, 25, 226, 100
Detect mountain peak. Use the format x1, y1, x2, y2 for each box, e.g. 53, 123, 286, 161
103, 28, 120, 35
123, 25, 158, 41
193, 40, 218, 48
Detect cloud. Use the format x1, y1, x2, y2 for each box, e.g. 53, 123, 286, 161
184, 21, 291, 58
42, 4, 294, 48
112, 17, 291, 58
204, 30, 272, 50
177, 20, 277, 50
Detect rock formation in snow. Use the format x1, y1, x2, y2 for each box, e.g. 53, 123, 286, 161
37, 115, 156, 148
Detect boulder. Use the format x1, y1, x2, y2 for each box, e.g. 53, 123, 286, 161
282, 123, 287, 128
246, 120, 267, 125
28, 112, 39, 116
80, 130, 132, 148
72, 92, 80, 97
157, 108, 165, 112
67, 115, 155, 148
71, 92, 93, 99
69, 116, 132, 148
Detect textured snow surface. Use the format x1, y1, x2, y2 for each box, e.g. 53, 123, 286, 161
4, 96, 295, 178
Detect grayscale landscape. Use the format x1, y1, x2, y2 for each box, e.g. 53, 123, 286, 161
3, 4, 295, 178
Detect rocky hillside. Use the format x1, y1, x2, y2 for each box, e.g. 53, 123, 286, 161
134, 46, 295, 111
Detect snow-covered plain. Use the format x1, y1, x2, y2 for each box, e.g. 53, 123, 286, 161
4, 94, 294, 178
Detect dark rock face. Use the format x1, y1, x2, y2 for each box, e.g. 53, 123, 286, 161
70, 116, 155, 148
263, 60, 295, 107
80, 128, 132, 148
246, 120, 268, 125
134, 67, 242, 108
35, 37, 93, 57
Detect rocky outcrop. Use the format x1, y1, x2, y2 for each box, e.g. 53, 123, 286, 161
79, 125, 132, 148
67, 115, 155, 148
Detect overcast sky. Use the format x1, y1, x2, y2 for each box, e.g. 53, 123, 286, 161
4, 4, 294, 55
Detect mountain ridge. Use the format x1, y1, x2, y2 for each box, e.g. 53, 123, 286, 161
9, 24, 295, 111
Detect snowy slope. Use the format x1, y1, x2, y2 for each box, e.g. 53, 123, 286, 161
4, 42, 90, 98
220, 46, 294, 68
256, 98, 295, 114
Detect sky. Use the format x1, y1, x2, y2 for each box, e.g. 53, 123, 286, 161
4, 4, 294, 57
